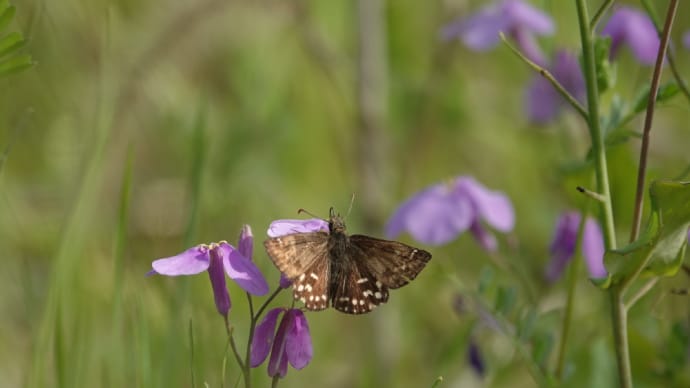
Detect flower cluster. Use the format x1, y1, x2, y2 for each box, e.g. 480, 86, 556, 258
149, 225, 269, 317
443, 1, 660, 124
250, 308, 313, 378
386, 176, 514, 251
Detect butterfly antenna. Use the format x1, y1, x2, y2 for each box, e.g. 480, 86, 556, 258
344, 193, 355, 221
297, 208, 326, 221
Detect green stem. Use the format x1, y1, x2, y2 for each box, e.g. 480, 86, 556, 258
610, 290, 632, 388
629, 0, 679, 242
500, 33, 588, 121
555, 210, 587, 379
224, 316, 248, 387
574, 1, 628, 386
575, 0, 616, 251
589, 0, 613, 30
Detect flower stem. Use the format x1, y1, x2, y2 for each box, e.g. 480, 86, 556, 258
224, 316, 248, 386
253, 287, 284, 322
271, 375, 280, 388
610, 290, 631, 387
589, 0, 613, 30
555, 209, 587, 379
574, 0, 616, 251
499, 33, 588, 121
574, 0, 628, 386
629, 0, 679, 242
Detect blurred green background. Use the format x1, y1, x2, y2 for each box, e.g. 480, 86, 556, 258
1, 0, 689, 387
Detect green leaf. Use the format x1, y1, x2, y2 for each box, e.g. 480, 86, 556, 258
0, 3, 15, 33
0, 31, 25, 58
0, 53, 33, 76
597, 180, 690, 288
477, 266, 494, 294
494, 286, 517, 315
632, 82, 681, 114
594, 36, 616, 93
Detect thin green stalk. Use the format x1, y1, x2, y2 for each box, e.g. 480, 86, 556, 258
629, 0, 679, 242
589, 0, 614, 30
610, 290, 631, 387
189, 319, 197, 388
500, 33, 588, 121
574, 0, 627, 386
224, 317, 248, 386
555, 209, 587, 379
271, 376, 280, 388
575, 0, 616, 251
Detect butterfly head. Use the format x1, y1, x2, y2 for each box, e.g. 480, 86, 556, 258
328, 207, 347, 234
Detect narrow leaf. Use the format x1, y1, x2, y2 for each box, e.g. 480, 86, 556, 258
0, 31, 25, 58
0, 4, 15, 33
597, 181, 690, 288
0, 53, 33, 76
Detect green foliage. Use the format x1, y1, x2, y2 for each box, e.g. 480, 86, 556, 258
595, 181, 690, 288
594, 37, 615, 93
0, 1, 32, 77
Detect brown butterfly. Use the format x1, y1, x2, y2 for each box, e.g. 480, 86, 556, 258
264, 208, 432, 314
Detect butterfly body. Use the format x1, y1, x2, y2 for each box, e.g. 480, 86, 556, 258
264, 208, 432, 314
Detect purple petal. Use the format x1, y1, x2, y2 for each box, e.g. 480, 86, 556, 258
386, 183, 473, 246
267, 219, 329, 237
250, 308, 284, 367
502, 0, 554, 35
219, 243, 270, 296
441, 6, 508, 50
268, 312, 292, 378
601, 7, 659, 65
151, 246, 210, 276
545, 212, 580, 282
469, 220, 498, 252
524, 50, 585, 124
456, 176, 515, 232
208, 247, 230, 317
238, 224, 253, 260
583, 218, 606, 278
525, 74, 561, 124
467, 340, 486, 377
279, 273, 293, 289
285, 310, 313, 370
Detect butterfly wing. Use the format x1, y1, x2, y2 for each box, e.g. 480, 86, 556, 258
330, 249, 389, 314
349, 235, 432, 289
264, 232, 331, 311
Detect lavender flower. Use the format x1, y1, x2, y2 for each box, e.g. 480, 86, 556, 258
545, 212, 606, 282
601, 7, 660, 65
386, 176, 514, 250
467, 340, 486, 377
149, 225, 269, 317
250, 308, 313, 378
441, 0, 554, 65
267, 218, 329, 238
525, 50, 585, 124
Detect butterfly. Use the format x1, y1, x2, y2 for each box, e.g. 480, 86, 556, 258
264, 208, 432, 314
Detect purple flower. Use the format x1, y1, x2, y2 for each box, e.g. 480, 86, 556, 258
250, 308, 313, 378
545, 212, 606, 282
525, 50, 585, 124
601, 7, 659, 65
386, 176, 514, 250
467, 340, 486, 377
441, 0, 554, 65
267, 218, 329, 238
149, 225, 270, 317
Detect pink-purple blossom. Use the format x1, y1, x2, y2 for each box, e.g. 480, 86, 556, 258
267, 218, 329, 238
149, 225, 269, 317
441, 0, 554, 65
525, 50, 585, 124
545, 212, 606, 282
601, 7, 660, 65
386, 176, 514, 250
250, 308, 313, 378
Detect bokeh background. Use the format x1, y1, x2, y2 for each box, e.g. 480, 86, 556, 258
1, 0, 689, 387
